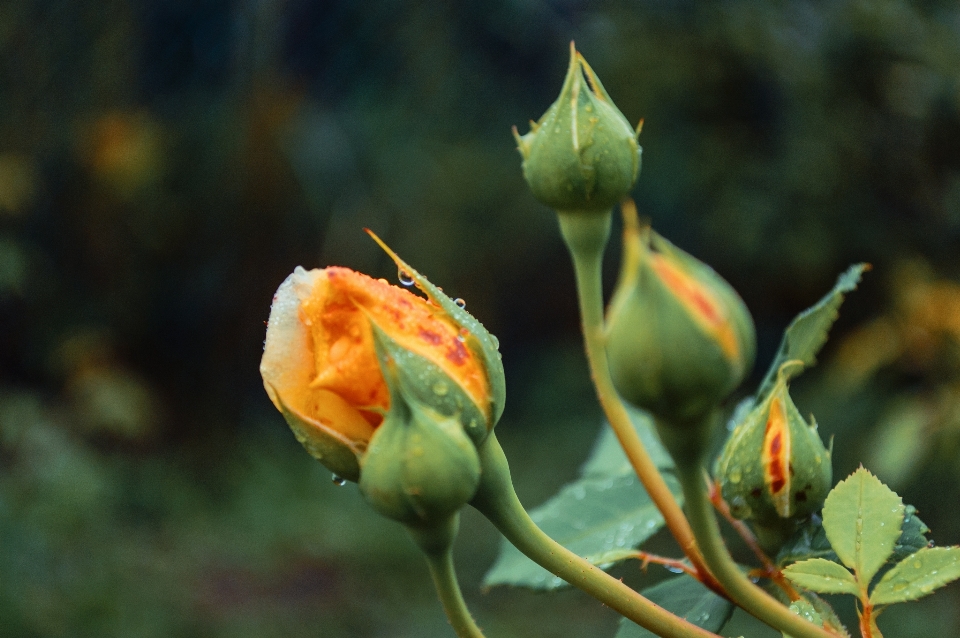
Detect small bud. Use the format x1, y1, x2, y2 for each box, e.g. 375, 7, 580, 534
605, 205, 756, 426
715, 362, 833, 526
514, 42, 641, 213
358, 326, 482, 526
260, 235, 504, 482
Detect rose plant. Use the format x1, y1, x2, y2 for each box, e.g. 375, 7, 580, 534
261, 44, 960, 638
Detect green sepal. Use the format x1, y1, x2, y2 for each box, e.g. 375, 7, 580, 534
366, 230, 506, 432
515, 43, 640, 212
367, 321, 489, 445
266, 382, 362, 482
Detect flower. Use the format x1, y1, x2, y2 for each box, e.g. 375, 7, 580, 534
513, 42, 641, 213
605, 203, 756, 427
260, 262, 496, 483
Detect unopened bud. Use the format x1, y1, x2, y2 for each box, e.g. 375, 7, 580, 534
716, 362, 832, 526
605, 206, 756, 426
358, 325, 482, 525
514, 42, 641, 213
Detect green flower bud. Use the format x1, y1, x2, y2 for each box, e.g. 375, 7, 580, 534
715, 362, 832, 526
514, 42, 641, 213
605, 208, 756, 426
358, 325, 482, 526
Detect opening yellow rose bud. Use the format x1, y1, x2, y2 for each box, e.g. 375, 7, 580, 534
260, 265, 492, 482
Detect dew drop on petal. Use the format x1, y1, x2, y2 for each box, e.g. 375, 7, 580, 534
332, 475, 346, 486
398, 269, 414, 286
454, 298, 466, 309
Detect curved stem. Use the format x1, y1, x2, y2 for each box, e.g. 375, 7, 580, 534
709, 482, 800, 601
675, 461, 836, 638
555, 210, 721, 595
408, 517, 485, 638
424, 550, 486, 638
472, 432, 721, 638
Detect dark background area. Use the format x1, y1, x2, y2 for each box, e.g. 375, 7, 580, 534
2, 1, 960, 636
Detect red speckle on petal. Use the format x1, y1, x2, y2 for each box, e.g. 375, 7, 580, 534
446, 338, 468, 365
770, 432, 782, 455
763, 398, 789, 498
419, 328, 443, 345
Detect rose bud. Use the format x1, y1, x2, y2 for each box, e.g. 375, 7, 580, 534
260, 236, 504, 483
715, 362, 832, 528
358, 324, 483, 526
605, 210, 756, 429
513, 42, 641, 213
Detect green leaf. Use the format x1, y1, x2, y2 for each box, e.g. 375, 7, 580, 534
892, 505, 931, 562
782, 558, 860, 596
777, 517, 837, 566
778, 506, 930, 568
614, 575, 734, 637
869, 547, 960, 605
483, 473, 681, 590
782, 600, 822, 638
821, 467, 904, 584
756, 264, 867, 402
581, 405, 673, 478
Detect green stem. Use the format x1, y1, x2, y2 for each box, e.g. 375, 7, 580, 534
472, 432, 721, 638
555, 210, 720, 593
675, 459, 836, 638
408, 517, 485, 638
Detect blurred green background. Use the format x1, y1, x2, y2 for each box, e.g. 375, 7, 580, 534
2, 1, 960, 636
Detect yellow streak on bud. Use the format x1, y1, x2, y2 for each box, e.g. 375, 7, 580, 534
650, 256, 741, 363
762, 397, 793, 518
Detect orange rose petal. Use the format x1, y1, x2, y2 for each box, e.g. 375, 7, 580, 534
296, 268, 490, 429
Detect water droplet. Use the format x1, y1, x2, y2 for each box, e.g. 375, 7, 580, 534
433, 381, 449, 396
913, 560, 923, 569
665, 565, 685, 574
398, 269, 414, 286
728, 469, 742, 484
585, 105, 593, 112
893, 580, 908, 591
457, 329, 469, 343
332, 475, 346, 486
454, 298, 466, 309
